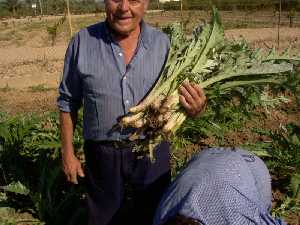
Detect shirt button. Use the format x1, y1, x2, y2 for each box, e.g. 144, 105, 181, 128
123, 76, 127, 80
118, 52, 123, 57
125, 100, 130, 105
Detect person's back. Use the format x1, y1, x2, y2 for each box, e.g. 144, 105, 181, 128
154, 147, 286, 225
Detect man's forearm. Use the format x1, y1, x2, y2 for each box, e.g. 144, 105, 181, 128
60, 111, 78, 157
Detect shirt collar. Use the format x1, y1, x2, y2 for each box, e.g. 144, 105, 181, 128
103, 19, 150, 49
140, 20, 150, 49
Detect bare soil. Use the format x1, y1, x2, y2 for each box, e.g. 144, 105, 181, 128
0, 24, 299, 114
0, 90, 58, 115
1, 10, 299, 91
0, 27, 300, 112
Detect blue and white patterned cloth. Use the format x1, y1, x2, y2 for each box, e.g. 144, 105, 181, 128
153, 148, 286, 225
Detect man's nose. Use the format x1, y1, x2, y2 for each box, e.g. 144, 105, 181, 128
119, 0, 130, 11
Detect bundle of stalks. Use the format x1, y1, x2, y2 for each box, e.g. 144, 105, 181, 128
120, 8, 300, 159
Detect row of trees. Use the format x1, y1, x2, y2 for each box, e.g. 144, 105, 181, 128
0, 0, 103, 18
157, 0, 300, 11
1, 0, 300, 18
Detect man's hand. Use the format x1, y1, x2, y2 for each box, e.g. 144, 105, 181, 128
62, 153, 85, 184
179, 81, 207, 118
60, 111, 84, 184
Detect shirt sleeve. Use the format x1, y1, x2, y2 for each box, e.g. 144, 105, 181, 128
276, 218, 287, 225
57, 34, 83, 113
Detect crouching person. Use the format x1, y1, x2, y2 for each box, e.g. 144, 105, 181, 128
153, 147, 286, 225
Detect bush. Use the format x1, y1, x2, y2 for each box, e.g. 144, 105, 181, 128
0, 8, 11, 18
0, 112, 86, 225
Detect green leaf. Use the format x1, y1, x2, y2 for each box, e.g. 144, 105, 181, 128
0, 181, 30, 196
290, 173, 300, 199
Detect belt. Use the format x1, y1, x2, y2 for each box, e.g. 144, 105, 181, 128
86, 140, 137, 149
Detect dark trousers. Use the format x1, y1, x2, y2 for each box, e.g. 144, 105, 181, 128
84, 141, 171, 225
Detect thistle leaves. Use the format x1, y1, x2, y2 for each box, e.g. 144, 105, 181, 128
122, 7, 300, 159
0, 181, 30, 196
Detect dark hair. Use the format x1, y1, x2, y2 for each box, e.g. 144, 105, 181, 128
163, 214, 200, 225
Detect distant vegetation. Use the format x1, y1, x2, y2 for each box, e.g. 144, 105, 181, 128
1, 0, 300, 18
157, 0, 300, 11
0, 0, 104, 18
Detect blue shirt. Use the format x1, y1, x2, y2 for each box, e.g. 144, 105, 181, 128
154, 148, 286, 225
57, 21, 170, 141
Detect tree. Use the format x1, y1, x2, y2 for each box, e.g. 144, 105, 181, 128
2, 0, 21, 17
46, 0, 65, 14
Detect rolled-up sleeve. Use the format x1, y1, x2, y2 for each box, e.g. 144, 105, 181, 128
57, 35, 82, 112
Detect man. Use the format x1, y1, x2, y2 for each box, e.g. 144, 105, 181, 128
57, 0, 206, 224
153, 148, 286, 225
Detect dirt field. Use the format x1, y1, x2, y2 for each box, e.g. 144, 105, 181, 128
0, 11, 299, 114
1, 28, 299, 115
1, 26, 298, 89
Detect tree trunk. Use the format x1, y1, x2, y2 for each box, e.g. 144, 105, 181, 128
289, 17, 293, 28
12, 7, 16, 17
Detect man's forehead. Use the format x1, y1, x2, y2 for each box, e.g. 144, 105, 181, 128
103, 0, 149, 1
104, 0, 150, 8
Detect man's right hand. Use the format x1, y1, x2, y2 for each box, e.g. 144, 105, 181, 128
62, 153, 85, 184
59, 111, 84, 184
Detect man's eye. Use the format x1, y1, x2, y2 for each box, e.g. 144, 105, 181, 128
110, 0, 142, 5
128, 0, 141, 5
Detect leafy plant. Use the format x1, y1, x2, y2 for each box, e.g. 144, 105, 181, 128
1, 0, 21, 17
272, 173, 300, 218
254, 123, 300, 174
240, 123, 300, 218
0, 112, 86, 225
120, 8, 300, 159
28, 84, 53, 93
0, 181, 30, 195
46, 14, 66, 46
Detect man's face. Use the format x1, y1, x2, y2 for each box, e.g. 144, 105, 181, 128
104, 0, 149, 36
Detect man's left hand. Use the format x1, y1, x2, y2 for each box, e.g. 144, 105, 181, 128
179, 81, 207, 118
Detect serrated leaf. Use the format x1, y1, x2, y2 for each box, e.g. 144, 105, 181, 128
290, 134, 300, 145
290, 173, 300, 199
0, 181, 30, 196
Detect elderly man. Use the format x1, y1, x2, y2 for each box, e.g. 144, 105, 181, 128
57, 0, 206, 224
154, 148, 286, 225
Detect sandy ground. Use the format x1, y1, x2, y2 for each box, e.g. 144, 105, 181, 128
1, 26, 300, 115
0, 12, 299, 114
225, 27, 300, 49
0, 45, 65, 89
0, 27, 299, 89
